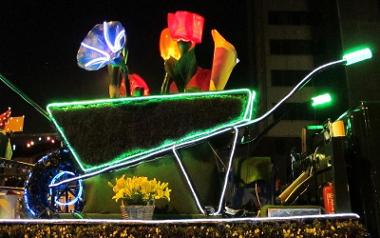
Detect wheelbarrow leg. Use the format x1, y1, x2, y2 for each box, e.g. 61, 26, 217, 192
212, 127, 239, 215
172, 147, 206, 215
172, 127, 240, 216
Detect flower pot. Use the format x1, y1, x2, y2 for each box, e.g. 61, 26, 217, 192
126, 205, 155, 220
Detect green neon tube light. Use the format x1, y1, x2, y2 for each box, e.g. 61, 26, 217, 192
306, 125, 324, 130
311, 93, 332, 107
343, 48, 372, 65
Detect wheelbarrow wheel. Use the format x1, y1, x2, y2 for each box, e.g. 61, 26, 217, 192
24, 148, 84, 218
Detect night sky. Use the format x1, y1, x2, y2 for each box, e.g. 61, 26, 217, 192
0, 1, 254, 133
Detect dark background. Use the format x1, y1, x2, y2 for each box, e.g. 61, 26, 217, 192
0, 1, 255, 133
2, 0, 380, 134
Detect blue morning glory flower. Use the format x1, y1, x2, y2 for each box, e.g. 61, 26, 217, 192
77, 21, 126, 71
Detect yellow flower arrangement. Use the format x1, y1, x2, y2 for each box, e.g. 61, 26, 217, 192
108, 176, 171, 205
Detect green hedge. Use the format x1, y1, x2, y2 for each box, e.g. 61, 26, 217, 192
0, 219, 369, 238
50, 94, 246, 168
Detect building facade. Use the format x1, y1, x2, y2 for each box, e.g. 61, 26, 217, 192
252, 0, 347, 138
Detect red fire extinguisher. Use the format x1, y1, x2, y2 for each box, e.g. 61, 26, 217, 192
323, 182, 335, 214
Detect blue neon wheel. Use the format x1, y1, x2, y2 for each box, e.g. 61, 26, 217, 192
49, 171, 83, 206
24, 148, 84, 218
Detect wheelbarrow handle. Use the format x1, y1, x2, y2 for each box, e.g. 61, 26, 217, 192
241, 59, 346, 129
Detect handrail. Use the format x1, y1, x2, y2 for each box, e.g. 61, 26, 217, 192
0, 157, 35, 167
0, 186, 25, 191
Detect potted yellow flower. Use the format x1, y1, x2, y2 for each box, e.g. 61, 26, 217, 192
108, 176, 171, 219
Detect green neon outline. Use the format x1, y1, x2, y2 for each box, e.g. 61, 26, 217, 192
47, 89, 256, 172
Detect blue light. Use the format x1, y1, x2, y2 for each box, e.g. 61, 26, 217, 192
37, 154, 50, 164
24, 173, 36, 217
77, 21, 126, 71
49, 171, 83, 206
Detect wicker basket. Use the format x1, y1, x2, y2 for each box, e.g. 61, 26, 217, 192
120, 201, 129, 219
126, 205, 155, 220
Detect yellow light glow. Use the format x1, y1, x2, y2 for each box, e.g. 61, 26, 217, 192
4, 116, 24, 133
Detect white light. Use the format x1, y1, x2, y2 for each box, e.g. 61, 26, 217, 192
114, 30, 126, 51
50, 125, 238, 187
172, 147, 205, 215
49, 171, 83, 206
37, 154, 50, 163
80, 42, 110, 59
0, 213, 360, 224
240, 59, 346, 128
103, 22, 126, 54
212, 127, 239, 215
103, 21, 116, 53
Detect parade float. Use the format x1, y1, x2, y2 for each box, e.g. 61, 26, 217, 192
0, 10, 373, 237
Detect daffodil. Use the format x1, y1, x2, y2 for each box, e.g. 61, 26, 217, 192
109, 176, 171, 205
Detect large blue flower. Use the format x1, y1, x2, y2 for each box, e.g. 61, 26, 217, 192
77, 21, 126, 71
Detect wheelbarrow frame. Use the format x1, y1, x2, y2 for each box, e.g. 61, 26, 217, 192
47, 58, 347, 215
1, 58, 349, 216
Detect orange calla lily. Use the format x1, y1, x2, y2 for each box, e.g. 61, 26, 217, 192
210, 29, 238, 91
159, 28, 181, 60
